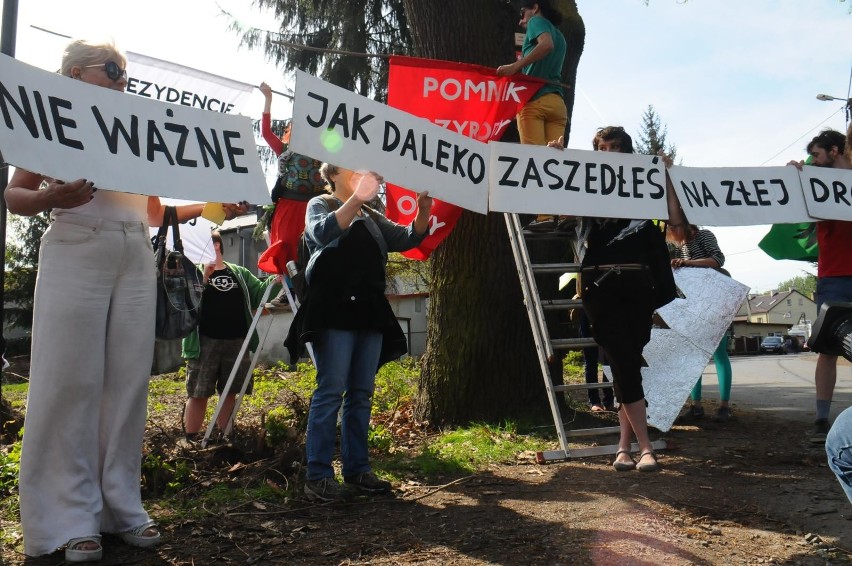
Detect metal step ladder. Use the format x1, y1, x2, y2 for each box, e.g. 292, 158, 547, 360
504, 213, 668, 463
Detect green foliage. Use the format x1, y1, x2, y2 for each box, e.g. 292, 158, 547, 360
148, 377, 184, 417
776, 273, 817, 298
1, 382, 28, 404
0, 436, 22, 498
283, 362, 318, 400
368, 423, 393, 451
386, 253, 431, 293
149, 377, 184, 398
635, 105, 677, 161
373, 358, 419, 415
227, 0, 412, 98
265, 405, 295, 446
142, 452, 191, 494
415, 422, 550, 473
562, 350, 586, 383
5, 211, 50, 331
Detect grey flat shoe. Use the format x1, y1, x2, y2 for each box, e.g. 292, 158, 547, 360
636, 450, 659, 472
612, 449, 636, 471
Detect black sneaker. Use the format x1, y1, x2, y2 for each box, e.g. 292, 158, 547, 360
304, 477, 344, 502
810, 418, 831, 444
556, 216, 577, 232
525, 217, 557, 232
714, 406, 732, 422
344, 471, 392, 495
690, 405, 705, 419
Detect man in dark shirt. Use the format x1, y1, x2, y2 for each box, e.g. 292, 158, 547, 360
182, 232, 279, 443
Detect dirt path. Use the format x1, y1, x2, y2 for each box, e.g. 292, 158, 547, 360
6, 406, 852, 565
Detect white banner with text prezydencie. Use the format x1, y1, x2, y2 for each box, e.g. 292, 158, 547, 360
0, 55, 269, 204
667, 165, 813, 226
289, 70, 490, 215
125, 52, 255, 115
798, 165, 852, 221
488, 142, 669, 219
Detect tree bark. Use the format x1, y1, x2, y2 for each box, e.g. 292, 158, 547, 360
557, 1, 585, 143
404, 1, 585, 424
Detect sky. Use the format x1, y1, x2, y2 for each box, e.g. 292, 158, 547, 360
1, 0, 850, 292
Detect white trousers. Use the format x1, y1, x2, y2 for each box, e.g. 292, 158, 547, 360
20, 214, 156, 556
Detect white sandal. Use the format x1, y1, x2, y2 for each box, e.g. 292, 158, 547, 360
65, 535, 103, 562
120, 520, 161, 548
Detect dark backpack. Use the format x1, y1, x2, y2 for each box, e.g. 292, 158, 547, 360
287, 195, 384, 305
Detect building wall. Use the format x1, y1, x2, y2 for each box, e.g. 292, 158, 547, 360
738, 291, 817, 327
731, 321, 791, 339
764, 294, 817, 326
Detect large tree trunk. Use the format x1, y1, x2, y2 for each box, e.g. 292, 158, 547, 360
405, 1, 585, 425
557, 1, 585, 144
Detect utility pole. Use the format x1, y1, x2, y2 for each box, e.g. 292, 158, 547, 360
1, 0, 20, 366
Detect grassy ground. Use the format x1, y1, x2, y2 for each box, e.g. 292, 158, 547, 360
0, 356, 572, 551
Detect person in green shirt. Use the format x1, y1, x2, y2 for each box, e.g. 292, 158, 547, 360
497, 0, 567, 146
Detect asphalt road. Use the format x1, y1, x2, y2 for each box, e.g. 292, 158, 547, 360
698, 352, 852, 424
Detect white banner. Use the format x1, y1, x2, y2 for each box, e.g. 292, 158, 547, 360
668, 165, 813, 226
289, 70, 490, 214
488, 141, 668, 219
799, 165, 852, 221
0, 55, 269, 204
125, 52, 254, 115
286, 73, 852, 224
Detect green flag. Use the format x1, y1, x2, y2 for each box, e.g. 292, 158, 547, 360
758, 222, 818, 262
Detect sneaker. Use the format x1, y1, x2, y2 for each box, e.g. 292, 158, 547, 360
556, 216, 577, 232
265, 288, 292, 310
810, 418, 831, 444
344, 471, 392, 495
690, 405, 705, 419
525, 217, 557, 232
714, 406, 732, 422
304, 477, 344, 502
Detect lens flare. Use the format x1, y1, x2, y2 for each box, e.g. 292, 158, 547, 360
320, 129, 344, 153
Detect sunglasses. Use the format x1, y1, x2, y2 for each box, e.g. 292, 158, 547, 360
83, 61, 127, 82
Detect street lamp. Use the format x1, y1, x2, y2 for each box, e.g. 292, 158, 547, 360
816, 93, 852, 125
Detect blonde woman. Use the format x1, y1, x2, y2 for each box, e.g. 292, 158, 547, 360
5, 39, 245, 561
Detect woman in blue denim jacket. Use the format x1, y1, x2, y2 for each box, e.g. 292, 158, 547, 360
287, 165, 432, 502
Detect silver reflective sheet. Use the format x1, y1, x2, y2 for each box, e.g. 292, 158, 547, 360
605, 268, 750, 432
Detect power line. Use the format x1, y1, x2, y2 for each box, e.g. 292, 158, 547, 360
759, 107, 845, 166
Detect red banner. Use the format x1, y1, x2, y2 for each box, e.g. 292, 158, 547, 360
386, 56, 543, 260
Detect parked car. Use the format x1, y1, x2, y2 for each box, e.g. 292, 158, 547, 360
759, 336, 786, 354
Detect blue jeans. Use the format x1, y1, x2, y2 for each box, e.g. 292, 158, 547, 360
305, 328, 382, 480
816, 276, 852, 310
826, 406, 852, 504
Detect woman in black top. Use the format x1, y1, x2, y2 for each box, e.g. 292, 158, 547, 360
549, 127, 683, 472
288, 166, 432, 501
